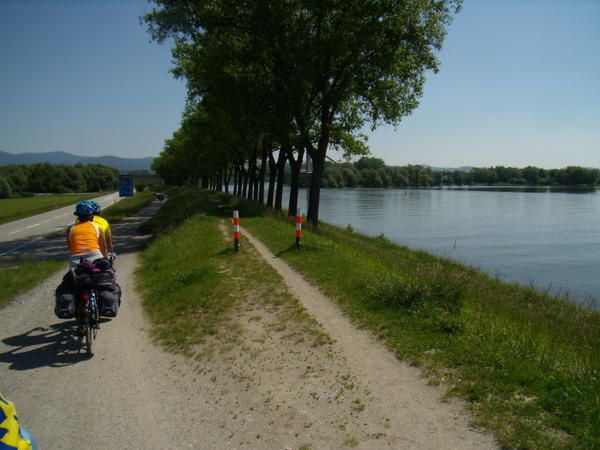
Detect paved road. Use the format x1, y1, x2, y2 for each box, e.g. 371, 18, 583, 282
0, 193, 120, 258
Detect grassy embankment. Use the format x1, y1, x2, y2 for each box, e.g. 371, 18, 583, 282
100, 190, 156, 222
0, 191, 156, 309
136, 186, 328, 356
0, 193, 106, 225
137, 187, 599, 450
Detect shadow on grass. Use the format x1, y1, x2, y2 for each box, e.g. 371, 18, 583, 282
0, 322, 101, 370
274, 244, 299, 258
216, 247, 236, 257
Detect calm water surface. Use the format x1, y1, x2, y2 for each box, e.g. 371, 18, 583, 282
285, 187, 599, 304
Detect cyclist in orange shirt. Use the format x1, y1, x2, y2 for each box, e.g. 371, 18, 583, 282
67, 201, 107, 268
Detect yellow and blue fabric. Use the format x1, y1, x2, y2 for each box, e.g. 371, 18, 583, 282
0, 392, 33, 450
93, 215, 111, 243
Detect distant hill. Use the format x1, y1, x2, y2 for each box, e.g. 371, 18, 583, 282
0, 151, 154, 172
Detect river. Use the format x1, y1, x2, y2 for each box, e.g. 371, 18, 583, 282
283, 187, 599, 305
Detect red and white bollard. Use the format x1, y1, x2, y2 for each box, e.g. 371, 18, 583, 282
295, 209, 303, 250
232, 210, 240, 252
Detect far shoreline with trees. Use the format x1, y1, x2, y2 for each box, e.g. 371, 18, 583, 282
321, 157, 599, 189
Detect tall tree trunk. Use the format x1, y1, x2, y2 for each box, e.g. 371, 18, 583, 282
232, 165, 238, 196
201, 176, 209, 189
253, 170, 259, 202
306, 117, 332, 225
248, 146, 258, 200
266, 151, 276, 208
307, 150, 326, 225
275, 143, 289, 211
224, 164, 233, 194
247, 164, 255, 200
288, 146, 305, 217
236, 163, 244, 197
242, 166, 248, 198
258, 139, 269, 204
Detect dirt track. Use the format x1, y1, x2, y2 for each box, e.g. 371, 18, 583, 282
0, 206, 497, 449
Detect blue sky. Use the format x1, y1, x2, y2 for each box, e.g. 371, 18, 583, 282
0, 1, 598, 168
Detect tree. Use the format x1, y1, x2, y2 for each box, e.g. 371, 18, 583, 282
355, 157, 386, 171
0, 176, 11, 198
522, 166, 539, 185
0, 165, 29, 193
562, 166, 596, 185
144, 0, 461, 225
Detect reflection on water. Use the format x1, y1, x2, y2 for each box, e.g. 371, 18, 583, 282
442, 186, 598, 194
283, 187, 599, 304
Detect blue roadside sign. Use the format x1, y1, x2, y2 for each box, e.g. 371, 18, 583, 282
119, 175, 134, 197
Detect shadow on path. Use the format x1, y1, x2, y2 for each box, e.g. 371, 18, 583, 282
0, 323, 95, 369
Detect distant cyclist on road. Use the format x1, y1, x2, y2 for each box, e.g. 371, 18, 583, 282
66, 201, 107, 268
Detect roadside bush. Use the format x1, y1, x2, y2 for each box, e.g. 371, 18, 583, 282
367, 264, 468, 316
0, 176, 11, 198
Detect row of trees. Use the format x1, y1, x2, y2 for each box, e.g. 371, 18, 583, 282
145, 0, 462, 225
323, 158, 440, 188
0, 163, 119, 198
322, 158, 600, 188
464, 165, 599, 186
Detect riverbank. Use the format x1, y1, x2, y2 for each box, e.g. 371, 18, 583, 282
280, 186, 599, 304
139, 188, 599, 449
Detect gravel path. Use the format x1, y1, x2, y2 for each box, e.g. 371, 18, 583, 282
238, 227, 498, 450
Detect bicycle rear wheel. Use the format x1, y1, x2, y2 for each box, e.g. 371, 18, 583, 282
84, 303, 93, 356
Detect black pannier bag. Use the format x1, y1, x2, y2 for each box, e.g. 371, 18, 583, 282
74, 270, 93, 288
98, 282, 121, 317
90, 269, 116, 289
54, 271, 76, 319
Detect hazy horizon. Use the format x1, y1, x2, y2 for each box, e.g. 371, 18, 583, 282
1, 149, 597, 171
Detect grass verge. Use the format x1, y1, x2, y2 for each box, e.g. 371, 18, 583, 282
143, 187, 598, 450
0, 258, 64, 308
136, 187, 329, 357
0, 193, 108, 225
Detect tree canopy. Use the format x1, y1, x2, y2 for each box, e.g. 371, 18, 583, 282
145, 0, 461, 224
0, 163, 119, 196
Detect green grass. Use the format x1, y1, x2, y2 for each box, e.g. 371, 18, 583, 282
0, 258, 64, 308
136, 214, 229, 352
0, 193, 107, 224
136, 187, 329, 355
143, 187, 599, 450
